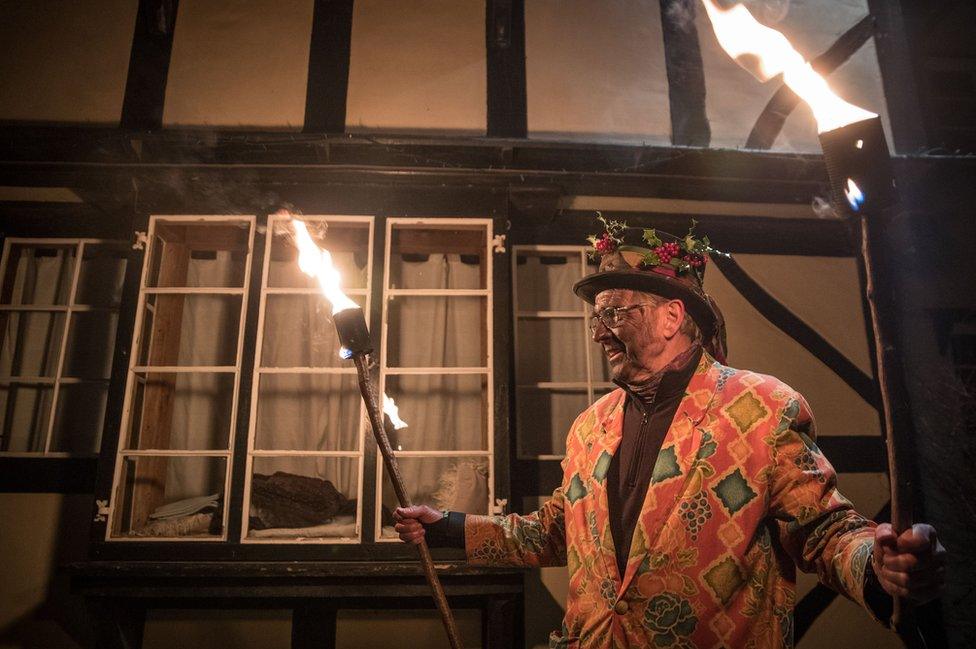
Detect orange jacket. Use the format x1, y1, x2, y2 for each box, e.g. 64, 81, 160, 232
466, 354, 878, 648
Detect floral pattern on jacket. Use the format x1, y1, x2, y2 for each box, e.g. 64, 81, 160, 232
465, 354, 877, 648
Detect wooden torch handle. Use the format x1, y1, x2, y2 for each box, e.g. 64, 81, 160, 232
353, 355, 464, 649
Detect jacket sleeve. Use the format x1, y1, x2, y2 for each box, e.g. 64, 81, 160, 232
767, 390, 880, 618
463, 484, 568, 568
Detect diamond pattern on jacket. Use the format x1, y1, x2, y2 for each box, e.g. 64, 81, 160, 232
566, 473, 587, 504
723, 390, 769, 435
651, 445, 682, 483
702, 554, 747, 606
592, 450, 613, 483
711, 468, 757, 516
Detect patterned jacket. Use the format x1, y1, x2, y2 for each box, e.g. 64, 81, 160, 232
466, 353, 878, 648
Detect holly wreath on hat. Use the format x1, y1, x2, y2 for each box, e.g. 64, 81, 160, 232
572, 214, 730, 364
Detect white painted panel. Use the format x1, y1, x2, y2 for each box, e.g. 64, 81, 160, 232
525, 0, 671, 145
346, 0, 487, 134
0, 0, 137, 123
698, 0, 891, 152
163, 0, 314, 128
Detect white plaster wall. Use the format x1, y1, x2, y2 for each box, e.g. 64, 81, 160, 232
345, 0, 487, 134
0, 0, 137, 123
525, 0, 671, 145
162, 0, 314, 128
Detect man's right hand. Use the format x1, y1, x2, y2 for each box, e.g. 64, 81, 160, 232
393, 505, 443, 544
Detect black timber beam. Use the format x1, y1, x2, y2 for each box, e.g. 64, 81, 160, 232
659, 0, 711, 146
866, 0, 929, 153
486, 0, 528, 137
303, 0, 355, 133
120, 0, 180, 130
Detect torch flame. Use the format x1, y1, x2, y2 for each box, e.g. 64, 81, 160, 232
289, 216, 408, 429
700, 0, 876, 133
383, 393, 408, 430
292, 219, 359, 315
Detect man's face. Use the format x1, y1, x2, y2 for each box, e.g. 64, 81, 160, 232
591, 289, 666, 384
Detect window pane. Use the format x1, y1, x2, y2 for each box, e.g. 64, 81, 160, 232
64, 311, 118, 379
386, 296, 486, 367
516, 318, 589, 383
0, 311, 66, 377
126, 372, 235, 450
514, 251, 584, 312
0, 243, 75, 306
138, 294, 241, 367
76, 243, 128, 306
146, 221, 250, 288
389, 226, 486, 289
254, 374, 361, 452
260, 294, 366, 368
0, 382, 54, 452
516, 388, 590, 457
51, 381, 108, 454
382, 374, 487, 452
113, 455, 226, 538
379, 455, 489, 538
247, 456, 360, 540
267, 220, 370, 290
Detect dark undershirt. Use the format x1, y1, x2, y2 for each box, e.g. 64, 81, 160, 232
607, 345, 702, 577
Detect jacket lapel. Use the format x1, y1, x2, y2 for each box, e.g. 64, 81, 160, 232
617, 354, 721, 596
587, 390, 626, 586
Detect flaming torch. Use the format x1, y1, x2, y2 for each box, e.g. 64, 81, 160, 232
701, 1, 923, 641
289, 216, 463, 649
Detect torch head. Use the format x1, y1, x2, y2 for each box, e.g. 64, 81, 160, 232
333, 307, 373, 356
818, 116, 897, 217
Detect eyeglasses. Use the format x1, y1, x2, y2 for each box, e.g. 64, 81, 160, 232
588, 303, 653, 332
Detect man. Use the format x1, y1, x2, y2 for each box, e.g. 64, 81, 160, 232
396, 222, 945, 647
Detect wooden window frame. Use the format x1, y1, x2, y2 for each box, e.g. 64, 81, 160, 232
0, 237, 125, 457
374, 217, 496, 542
511, 245, 613, 460
240, 214, 373, 545
106, 215, 256, 542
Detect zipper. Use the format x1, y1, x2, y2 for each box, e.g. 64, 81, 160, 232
627, 412, 649, 488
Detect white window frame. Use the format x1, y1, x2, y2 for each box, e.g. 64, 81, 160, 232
241, 214, 373, 544
0, 237, 125, 457
512, 245, 613, 460
107, 215, 256, 542
375, 217, 494, 541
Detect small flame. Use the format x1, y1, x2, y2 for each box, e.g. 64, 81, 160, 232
700, 1, 876, 133
844, 178, 864, 211
292, 219, 359, 315
383, 393, 408, 430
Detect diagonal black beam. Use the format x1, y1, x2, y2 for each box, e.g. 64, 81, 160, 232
486, 0, 527, 137
659, 0, 711, 146
711, 254, 880, 409
120, 0, 180, 131
746, 15, 875, 150
303, 0, 355, 133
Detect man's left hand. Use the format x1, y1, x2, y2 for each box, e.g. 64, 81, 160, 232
873, 523, 946, 603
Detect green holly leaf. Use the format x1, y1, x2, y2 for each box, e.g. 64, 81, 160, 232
642, 228, 662, 248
